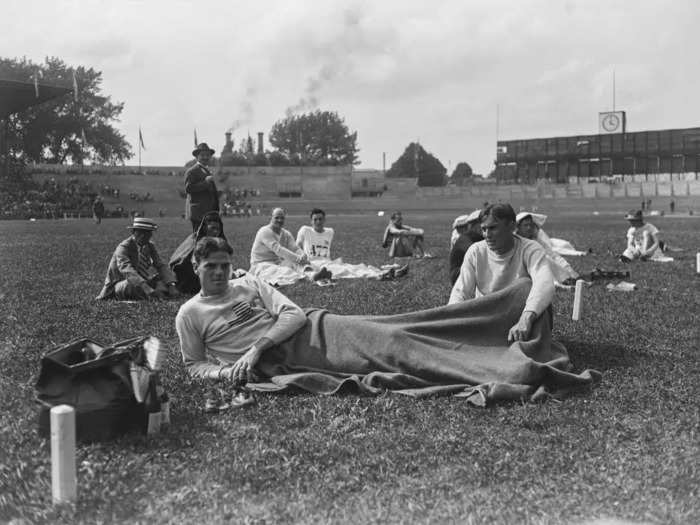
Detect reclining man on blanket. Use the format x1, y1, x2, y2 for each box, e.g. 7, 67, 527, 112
296, 208, 406, 280
176, 231, 599, 406
249, 207, 330, 286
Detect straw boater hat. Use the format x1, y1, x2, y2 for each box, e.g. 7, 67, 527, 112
192, 142, 215, 157
127, 217, 158, 231
452, 209, 482, 229
515, 212, 547, 228
625, 209, 643, 221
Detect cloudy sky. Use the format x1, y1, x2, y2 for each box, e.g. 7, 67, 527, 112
3, 0, 699, 174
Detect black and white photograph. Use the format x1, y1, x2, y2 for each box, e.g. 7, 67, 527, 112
1, 1, 698, 523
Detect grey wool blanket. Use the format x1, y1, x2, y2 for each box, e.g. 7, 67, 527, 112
250, 278, 601, 405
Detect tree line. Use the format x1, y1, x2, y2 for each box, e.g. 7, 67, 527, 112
2, 56, 476, 186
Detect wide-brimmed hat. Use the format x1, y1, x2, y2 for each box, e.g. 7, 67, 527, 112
127, 217, 158, 231
453, 209, 482, 229
516, 212, 547, 228
625, 209, 643, 221
192, 142, 215, 157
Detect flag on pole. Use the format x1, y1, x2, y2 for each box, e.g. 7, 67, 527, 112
194, 128, 198, 147
32, 70, 43, 97
72, 71, 79, 102
139, 127, 146, 150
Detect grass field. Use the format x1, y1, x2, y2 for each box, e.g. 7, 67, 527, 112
0, 211, 698, 524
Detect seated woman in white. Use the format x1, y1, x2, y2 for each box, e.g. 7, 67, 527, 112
620, 210, 673, 262
515, 212, 581, 286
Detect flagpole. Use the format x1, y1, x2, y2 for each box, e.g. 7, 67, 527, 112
138, 127, 142, 173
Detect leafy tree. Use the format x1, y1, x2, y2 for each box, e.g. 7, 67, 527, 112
386, 142, 447, 187
450, 161, 473, 185
268, 110, 359, 165
0, 56, 132, 164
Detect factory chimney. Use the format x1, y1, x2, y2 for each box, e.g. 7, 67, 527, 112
257, 132, 264, 155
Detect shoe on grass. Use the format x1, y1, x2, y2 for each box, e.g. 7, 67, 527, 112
618, 255, 631, 263
231, 389, 256, 408
394, 264, 409, 278
204, 389, 221, 414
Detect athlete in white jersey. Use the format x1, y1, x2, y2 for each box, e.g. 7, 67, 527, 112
296, 209, 402, 280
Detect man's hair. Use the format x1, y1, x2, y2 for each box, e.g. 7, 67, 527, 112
391, 211, 402, 220
193, 237, 233, 263
481, 203, 516, 224
271, 207, 285, 217
310, 208, 325, 218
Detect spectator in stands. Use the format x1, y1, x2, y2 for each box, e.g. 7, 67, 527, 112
185, 143, 220, 232
515, 212, 580, 287
382, 211, 431, 259
450, 203, 555, 342
92, 196, 105, 224
249, 208, 322, 286
96, 217, 178, 301
449, 210, 483, 285
619, 209, 672, 263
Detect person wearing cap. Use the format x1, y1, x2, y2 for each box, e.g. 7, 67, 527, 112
515, 212, 580, 287
96, 218, 178, 301
449, 210, 483, 285
449, 203, 554, 343
185, 143, 220, 232
620, 209, 672, 262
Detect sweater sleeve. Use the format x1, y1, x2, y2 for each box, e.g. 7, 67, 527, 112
176, 306, 223, 379
260, 228, 303, 263
448, 245, 477, 304
247, 274, 307, 344
522, 243, 555, 315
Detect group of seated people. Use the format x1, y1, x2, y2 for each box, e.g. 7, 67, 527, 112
95, 203, 605, 408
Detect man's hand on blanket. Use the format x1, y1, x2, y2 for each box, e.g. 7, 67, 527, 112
223, 346, 263, 387
507, 311, 536, 343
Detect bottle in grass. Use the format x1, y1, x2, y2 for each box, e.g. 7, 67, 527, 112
144, 373, 162, 435
154, 374, 170, 426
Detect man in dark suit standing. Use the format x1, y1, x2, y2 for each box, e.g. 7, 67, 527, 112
185, 143, 220, 232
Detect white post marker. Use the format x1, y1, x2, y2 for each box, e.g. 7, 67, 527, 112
696, 252, 700, 274
51, 405, 77, 504
572, 279, 584, 321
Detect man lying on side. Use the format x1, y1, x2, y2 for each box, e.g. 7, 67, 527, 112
449, 203, 554, 343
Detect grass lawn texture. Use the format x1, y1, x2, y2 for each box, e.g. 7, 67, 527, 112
0, 212, 698, 524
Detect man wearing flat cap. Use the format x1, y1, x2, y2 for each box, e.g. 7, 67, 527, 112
185, 143, 220, 232
448, 209, 483, 285
96, 217, 178, 301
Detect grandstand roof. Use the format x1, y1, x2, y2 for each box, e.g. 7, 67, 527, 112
0, 78, 71, 118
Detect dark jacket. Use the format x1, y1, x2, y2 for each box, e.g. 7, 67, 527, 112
448, 231, 484, 285
184, 163, 219, 223
96, 236, 175, 299
169, 212, 227, 294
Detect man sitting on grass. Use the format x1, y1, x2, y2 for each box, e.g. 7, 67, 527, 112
449, 203, 555, 343
515, 212, 581, 287
449, 210, 484, 285
296, 208, 406, 280
249, 208, 329, 286
382, 211, 432, 259
176, 236, 598, 408
620, 209, 673, 263
96, 217, 178, 301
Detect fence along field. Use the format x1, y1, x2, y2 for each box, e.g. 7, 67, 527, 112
0, 213, 698, 524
